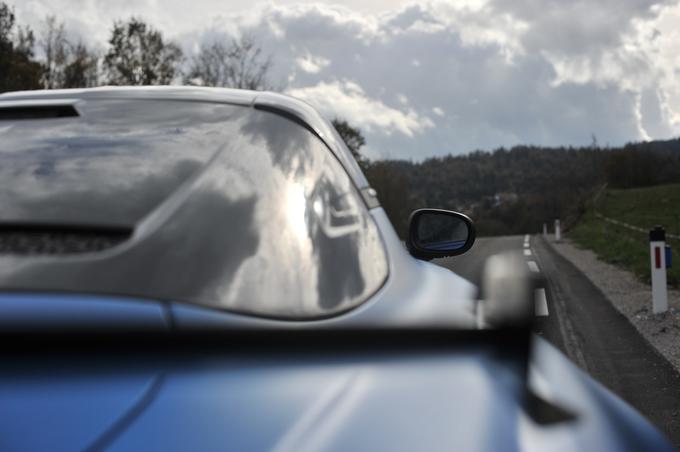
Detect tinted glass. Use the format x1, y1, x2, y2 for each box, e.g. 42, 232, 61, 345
0, 99, 389, 319
416, 213, 469, 251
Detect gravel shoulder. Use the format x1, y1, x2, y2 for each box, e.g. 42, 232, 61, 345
547, 236, 680, 372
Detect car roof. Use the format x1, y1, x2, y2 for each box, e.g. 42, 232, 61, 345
0, 86, 371, 190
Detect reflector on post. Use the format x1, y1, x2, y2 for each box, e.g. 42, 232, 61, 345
666, 245, 672, 269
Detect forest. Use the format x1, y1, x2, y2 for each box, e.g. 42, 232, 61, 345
365, 139, 680, 237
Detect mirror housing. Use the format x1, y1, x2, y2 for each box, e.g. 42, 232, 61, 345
481, 252, 540, 329
407, 209, 475, 260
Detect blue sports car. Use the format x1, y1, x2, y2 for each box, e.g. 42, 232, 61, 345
0, 87, 672, 451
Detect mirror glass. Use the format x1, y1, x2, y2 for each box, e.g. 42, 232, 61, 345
415, 212, 470, 251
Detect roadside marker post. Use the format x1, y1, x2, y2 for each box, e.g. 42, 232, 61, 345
543, 223, 547, 237
649, 226, 668, 314
554, 219, 561, 242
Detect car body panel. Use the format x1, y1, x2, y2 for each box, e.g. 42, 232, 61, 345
104, 349, 526, 452
0, 98, 241, 228
524, 337, 672, 451
169, 209, 479, 331
252, 91, 369, 188
0, 86, 369, 189
0, 210, 478, 331
0, 335, 671, 452
0, 87, 673, 451
0, 293, 169, 331
0, 90, 389, 320
0, 368, 161, 452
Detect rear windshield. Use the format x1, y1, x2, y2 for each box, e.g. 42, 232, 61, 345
0, 98, 388, 319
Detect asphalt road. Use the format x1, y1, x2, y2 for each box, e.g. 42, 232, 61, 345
435, 235, 680, 446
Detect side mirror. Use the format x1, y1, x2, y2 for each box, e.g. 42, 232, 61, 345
407, 209, 475, 260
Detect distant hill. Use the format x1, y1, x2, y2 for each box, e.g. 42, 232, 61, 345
363, 138, 680, 237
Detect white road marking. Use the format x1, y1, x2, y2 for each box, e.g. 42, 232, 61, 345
527, 261, 539, 272
535, 288, 549, 316
524, 249, 532, 256
523, 242, 530, 248
524, 234, 530, 242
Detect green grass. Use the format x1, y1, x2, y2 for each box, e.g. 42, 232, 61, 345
568, 183, 680, 288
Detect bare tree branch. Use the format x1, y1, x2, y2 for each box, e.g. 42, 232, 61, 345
186, 35, 272, 90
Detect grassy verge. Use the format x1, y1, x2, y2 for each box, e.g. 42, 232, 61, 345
568, 183, 680, 288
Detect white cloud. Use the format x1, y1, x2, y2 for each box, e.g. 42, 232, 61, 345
10, 0, 680, 159
296, 53, 330, 73
286, 80, 434, 137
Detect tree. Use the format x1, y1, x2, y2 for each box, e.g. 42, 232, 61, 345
14, 22, 35, 55
0, 2, 42, 93
62, 41, 99, 88
103, 18, 182, 85
39, 15, 68, 88
0, 2, 10, 45
38, 16, 99, 89
185, 35, 272, 90
331, 118, 367, 167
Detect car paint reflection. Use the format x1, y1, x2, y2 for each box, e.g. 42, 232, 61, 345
0, 100, 388, 319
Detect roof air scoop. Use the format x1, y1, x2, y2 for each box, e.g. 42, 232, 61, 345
0, 99, 80, 120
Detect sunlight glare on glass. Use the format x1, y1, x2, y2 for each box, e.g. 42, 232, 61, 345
286, 183, 309, 240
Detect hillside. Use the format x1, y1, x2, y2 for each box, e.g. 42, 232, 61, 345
568, 184, 680, 287
364, 138, 680, 238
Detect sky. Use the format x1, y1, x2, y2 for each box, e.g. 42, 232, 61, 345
11, 0, 680, 160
